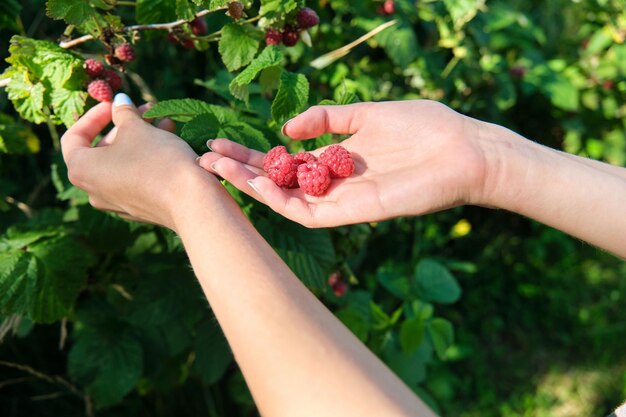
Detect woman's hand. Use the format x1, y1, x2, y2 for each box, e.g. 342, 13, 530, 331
61, 94, 220, 231
198, 100, 498, 227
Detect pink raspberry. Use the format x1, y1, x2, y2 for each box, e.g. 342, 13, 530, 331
297, 161, 331, 196
102, 69, 122, 92
114, 43, 135, 63
296, 7, 319, 29
84, 59, 104, 78
263, 146, 299, 188
87, 79, 113, 102
265, 28, 282, 46
282, 26, 300, 47
294, 152, 317, 165
318, 144, 354, 178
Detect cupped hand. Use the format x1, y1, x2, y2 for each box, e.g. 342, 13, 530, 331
61, 95, 219, 230
198, 100, 493, 227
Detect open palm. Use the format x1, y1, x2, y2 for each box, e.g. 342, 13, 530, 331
198, 100, 490, 228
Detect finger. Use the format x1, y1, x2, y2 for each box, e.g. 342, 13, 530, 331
157, 118, 176, 133
206, 139, 265, 167
199, 155, 264, 191
96, 127, 117, 147
112, 93, 142, 128
61, 102, 112, 161
282, 103, 373, 140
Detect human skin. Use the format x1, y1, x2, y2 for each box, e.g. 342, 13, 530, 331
199, 101, 626, 258
61, 97, 438, 417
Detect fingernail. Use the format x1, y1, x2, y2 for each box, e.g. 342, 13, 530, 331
195, 156, 201, 164
280, 119, 293, 136
206, 139, 214, 150
210, 162, 218, 172
247, 179, 261, 195
114, 93, 133, 107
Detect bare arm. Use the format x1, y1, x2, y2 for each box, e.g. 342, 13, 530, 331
61, 97, 437, 417
200, 101, 626, 258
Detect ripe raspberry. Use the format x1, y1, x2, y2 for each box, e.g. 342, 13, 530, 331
265, 28, 282, 46
296, 7, 319, 29
318, 144, 354, 178
190, 17, 208, 35
377, 0, 395, 15
297, 161, 331, 196
84, 59, 104, 78
87, 79, 113, 102
332, 280, 348, 297
263, 146, 299, 188
294, 152, 317, 165
228, 1, 244, 20
114, 43, 135, 63
282, 26, 300, 47
102, 69, 122, 92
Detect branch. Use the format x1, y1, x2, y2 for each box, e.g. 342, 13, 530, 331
59, 8, 226, 49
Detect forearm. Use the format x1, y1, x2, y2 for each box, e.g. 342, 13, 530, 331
172, 173, 435, 417
479, 122, 626, 258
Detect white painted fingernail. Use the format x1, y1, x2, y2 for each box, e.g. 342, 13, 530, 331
247, 179, 260, 194
206, 139, 214, 150
280, 119, 293, 136
113, 93, 133, 107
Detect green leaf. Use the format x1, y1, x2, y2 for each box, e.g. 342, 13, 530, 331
271, 71, 309, 124
230, 46, 284, 102
399, 317, 425, 355
51, 88, 88, 127
0, 113, 40, 154
370, 301, 391, 330
382, 334, 432, 386
180, 113, 221, 153
427, 318, 454, 360
259, 0, 299, 20
136, 0, 177, 24
192, 320, 233, 384
143, 99, 215, 122
181, 111, 271, 152
0, 230, 95, 323
256, 216, 335, 289
377, 265, 411, 299
46, 0, 99, 25
219, 24, 261, 72
375, 20, 419, 68
442, 0, 485, 29
0, 0, 21, 31
68, 327, 143, 406
413, 259, 461, 304
335, 291, 371, 342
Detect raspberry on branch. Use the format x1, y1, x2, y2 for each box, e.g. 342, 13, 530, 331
87, 79, 113, 102
265, 28, 282, 46
102, 69, 122, 92
297, 161, 332, 196
296, 7, 320, 30
114, 43, 136, 63
282, 26, 300, 47
84, 59, 104, 78
318, 144, 355, 178
190, 17, 208, 35
227, 1, 245, 20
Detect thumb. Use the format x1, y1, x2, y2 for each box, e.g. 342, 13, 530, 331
112, 93, 141, 127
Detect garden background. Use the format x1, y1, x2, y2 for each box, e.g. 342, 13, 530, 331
1, 0, 625, 416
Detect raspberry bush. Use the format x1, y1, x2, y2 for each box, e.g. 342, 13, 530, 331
1, 1, 626, 416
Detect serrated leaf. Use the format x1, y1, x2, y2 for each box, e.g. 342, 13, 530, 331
413, 259, 461, 304
46, 0, 98, 25
68, 327, 143, 406
399, 317, 425, 355
192, 320, 233, 384
427, 318, 454, 360
256, 216, 335, 289
259, 0, 298, 20
271, 71, 309, 124
219, 24, 261, 72
382, 334, 432, 386
229, 46, 283, 102
143, 99, 216, 122
377, 265, 411, 299
180, 113, 221, 153
0, 231, 95, 323
375, 20, 419, 68
0, 113, 40, 154
51, 88, 88, 127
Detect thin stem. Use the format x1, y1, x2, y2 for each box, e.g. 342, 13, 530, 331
116, 0, 136, 6
46, 117, 61, 151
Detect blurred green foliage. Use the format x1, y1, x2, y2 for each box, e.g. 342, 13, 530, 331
1, 0, 625, 416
